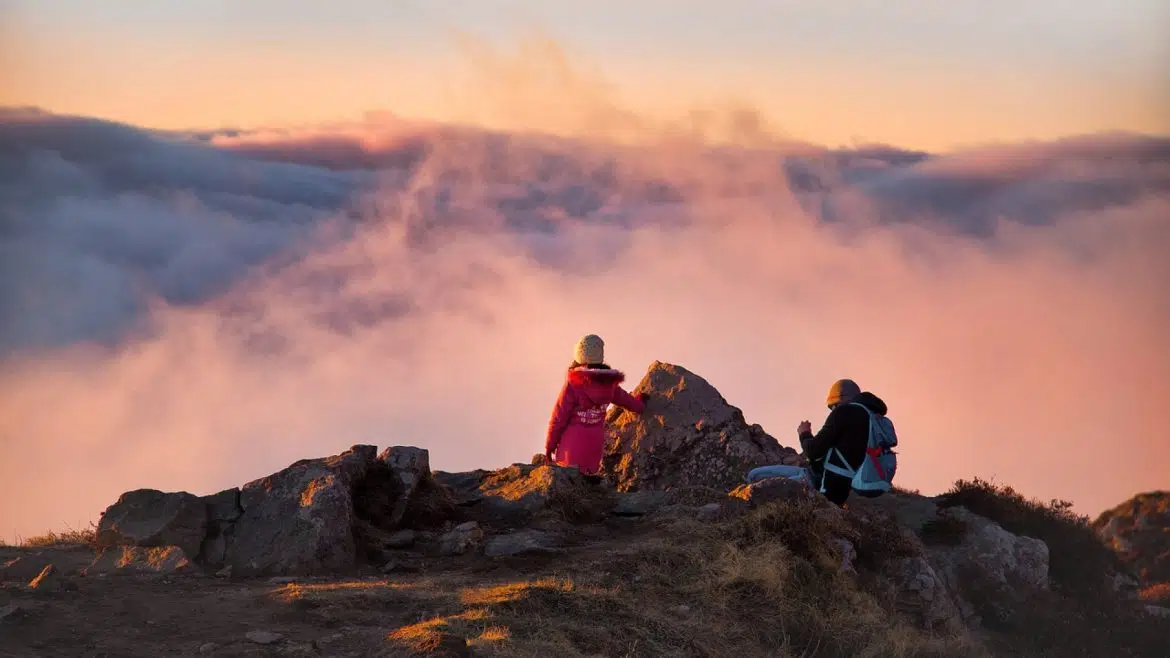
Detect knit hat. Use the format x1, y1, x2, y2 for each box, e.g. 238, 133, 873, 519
826, 378, 861, 406
573, 334, 605, 366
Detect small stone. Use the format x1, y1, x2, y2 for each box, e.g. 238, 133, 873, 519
268, 576, 297, 584
28, 564, 65, 591
198, 642, 218, 653
697, 503, 722, 522
385, 530, 416, 548
0, 604, 22, 622
215, 566, 232, 578
674, 604, 690, 614
246, 630, 284, 645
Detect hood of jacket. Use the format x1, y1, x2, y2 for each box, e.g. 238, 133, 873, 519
568, 366, 626, 387
850, 391, 888, 415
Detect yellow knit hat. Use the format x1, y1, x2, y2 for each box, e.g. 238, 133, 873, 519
574, 334, 605, 366
826, 378, 861, 406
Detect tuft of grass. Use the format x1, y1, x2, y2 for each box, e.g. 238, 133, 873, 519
19, 522, 98, 549
1140, 582, 1170, 604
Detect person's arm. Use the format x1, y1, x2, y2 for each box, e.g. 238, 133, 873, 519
611, 386, 646, 414
545, 383, 576, 457
799, 406, 849, 462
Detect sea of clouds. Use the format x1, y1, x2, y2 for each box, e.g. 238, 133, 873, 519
1, 96, 1167, 542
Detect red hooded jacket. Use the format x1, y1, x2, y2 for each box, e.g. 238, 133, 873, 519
545, 365, 645, 475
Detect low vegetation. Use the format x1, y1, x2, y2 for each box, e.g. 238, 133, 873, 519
937, 478, 1167, 658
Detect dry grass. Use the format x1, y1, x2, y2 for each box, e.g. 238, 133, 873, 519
267, 498, 980, 657
16, 523, 98, 548
1140, 582, 1170, 604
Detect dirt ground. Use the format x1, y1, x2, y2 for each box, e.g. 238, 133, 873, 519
0, 517, 733, 658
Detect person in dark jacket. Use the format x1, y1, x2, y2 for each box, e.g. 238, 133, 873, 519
798, 378, 889, 507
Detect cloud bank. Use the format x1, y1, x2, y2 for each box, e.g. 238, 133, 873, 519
1, 103, 1168, 544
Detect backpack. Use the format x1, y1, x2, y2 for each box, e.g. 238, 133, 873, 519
821, 402, 898, 498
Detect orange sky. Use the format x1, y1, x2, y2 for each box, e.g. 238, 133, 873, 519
3, 1, 1169, 150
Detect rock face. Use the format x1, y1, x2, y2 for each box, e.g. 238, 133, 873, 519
96, 490, 208, 560
226, 445, 378, 577
433, 462, 604, 525
85, 546, 192, 575
728, 477, 814, 508
850, 494, 1050, 629
602, 361, 798, 492
1093, 491, 1170, 588
91, 444, 468, 577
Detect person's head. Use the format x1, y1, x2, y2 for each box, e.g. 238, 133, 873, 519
825, 378, 861, 410
573, 334, 605, 367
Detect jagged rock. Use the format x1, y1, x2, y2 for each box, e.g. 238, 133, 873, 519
96, 489, 208, 559
612, 491, 669, 516
438, 522, 484, 556
930, 506, 1050, 592
85, 546, 192, 575
442, 463, 600, 525
602, 361, 798, 492
1093, 491, 1170, 587
226, 445, 377, 577
197, 488, 242, 567
378, 446, 431, 526
728, 477, 814, 507
484, 530, 563, 557
887, 556, 965, 631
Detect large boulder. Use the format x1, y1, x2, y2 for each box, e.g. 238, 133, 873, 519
1093, 491, 1170, 588
96, 489, 208, 560
225, 445, 378, 577
432, 463, 608, 526
850, 493, 1051, 629
602, 361, 798, 492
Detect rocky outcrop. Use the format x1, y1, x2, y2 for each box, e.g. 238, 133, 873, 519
1093, 491, 1170, 588
850, 494, 1050, 629
728, 476, 815, 508
92, 443, 454, 577
433, 462, 608, 526
227, 445, 380, 576
602, 361, 799, 492
86, 546, 192, 575
96, 490, 208, 560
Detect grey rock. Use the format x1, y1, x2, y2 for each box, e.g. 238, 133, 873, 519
602, 361, 798, 492
226, 445, 377, 577
96, 489, 208, 559
438, 522, 484, 556
483, 530, 563, 557
728, 477, 813, 507
386, 529, 416, 548
85, 546, 192, 575
378, 446, 432, 526
612, 490, 669, 516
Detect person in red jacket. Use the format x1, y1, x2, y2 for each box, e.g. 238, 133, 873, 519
544, 334, 647, 479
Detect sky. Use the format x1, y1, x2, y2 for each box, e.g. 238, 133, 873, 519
2, 0, 1169, 150
1, 3, 1169, 544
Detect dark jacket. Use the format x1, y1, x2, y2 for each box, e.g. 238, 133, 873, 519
799, 391, 888, 506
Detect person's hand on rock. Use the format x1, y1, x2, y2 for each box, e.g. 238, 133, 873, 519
797, 420, 812, 435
